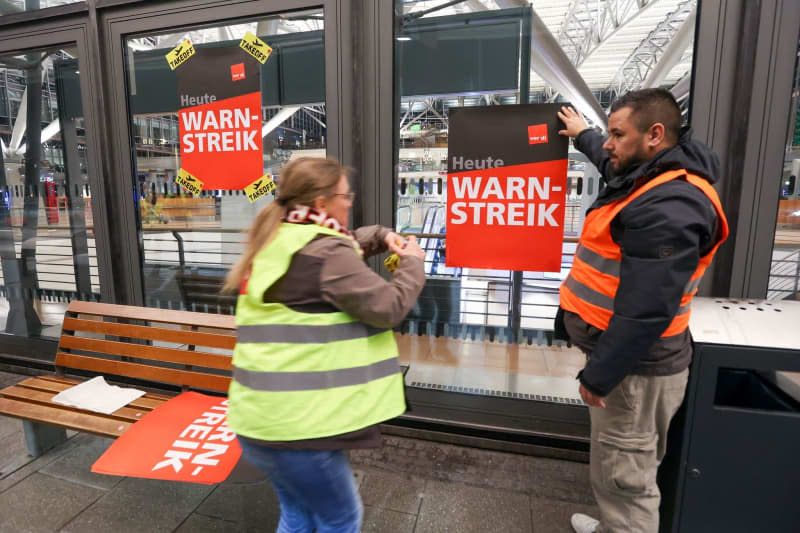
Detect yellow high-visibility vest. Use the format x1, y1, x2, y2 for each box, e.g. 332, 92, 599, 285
228, 223, 406, 441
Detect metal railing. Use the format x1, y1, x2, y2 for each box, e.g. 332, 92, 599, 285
396, 229, 578, 343
0, 227, 100, 302
768, 248, 800, 300
141, 228, 245, 268
0, 222, 582, 344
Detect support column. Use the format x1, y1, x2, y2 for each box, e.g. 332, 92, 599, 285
5, 44, 43, 335
61, 117, 92, 300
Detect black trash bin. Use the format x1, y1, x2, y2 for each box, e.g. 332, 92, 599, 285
658, 298, 800, 533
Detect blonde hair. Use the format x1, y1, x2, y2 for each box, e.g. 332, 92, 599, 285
223, 157, 348, 292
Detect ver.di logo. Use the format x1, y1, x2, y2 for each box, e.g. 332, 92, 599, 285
528, 123, 548, 145
231, 63, 245, 82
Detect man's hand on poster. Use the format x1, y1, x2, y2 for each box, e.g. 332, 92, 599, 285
579, 384, 607, 408
557, 106, 590, 139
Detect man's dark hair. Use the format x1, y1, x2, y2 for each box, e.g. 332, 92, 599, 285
609, 88, 682, 143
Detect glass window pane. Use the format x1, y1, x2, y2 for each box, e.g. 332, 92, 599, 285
123, 10, 326, 314
394, 0, 697, 403
0, 0, 83, 17
0, 46, 99, 343
768, 37, 800, 301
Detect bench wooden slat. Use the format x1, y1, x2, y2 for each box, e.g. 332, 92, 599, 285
66, 301, 236, 330
58, 336, 233, 371
0, 385, 153, 423
0, 397, 133, 438
56, 352, 231, 392
62, 317, 236, 350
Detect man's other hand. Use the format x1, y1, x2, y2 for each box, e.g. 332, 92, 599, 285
557, 106, 589, 138
579, 384, 607, 408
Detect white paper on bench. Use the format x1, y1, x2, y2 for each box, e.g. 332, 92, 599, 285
52, 376, 146, 415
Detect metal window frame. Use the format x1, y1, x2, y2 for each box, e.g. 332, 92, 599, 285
368, 0, 800, 300
0, 0, 796, 444
0, 2, 88, 29
361, 0, 800, 444
0, 13, 112, 359
96, 0, 346, 306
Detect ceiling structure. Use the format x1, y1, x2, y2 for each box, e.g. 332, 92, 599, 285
401, 0, 696, 99
396, 0, 697, 136
122, 0, 695, 105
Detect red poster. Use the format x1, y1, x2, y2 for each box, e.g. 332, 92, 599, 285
91, 392, 241, 484
445, 105, 569, 272
175, 45, 264, 190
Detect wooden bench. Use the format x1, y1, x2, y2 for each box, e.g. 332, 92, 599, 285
0, 300, 236, 456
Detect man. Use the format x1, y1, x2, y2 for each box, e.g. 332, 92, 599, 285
555, 89, 729, 533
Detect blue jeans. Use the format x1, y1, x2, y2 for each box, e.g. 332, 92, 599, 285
237, 437, 363, 533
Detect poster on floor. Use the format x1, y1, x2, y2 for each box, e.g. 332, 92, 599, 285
91, 392, 241, 484
445, 103, 568, 272
170, 33, 274, 197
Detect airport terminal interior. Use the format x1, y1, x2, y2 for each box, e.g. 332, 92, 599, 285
0, 0, 797, 472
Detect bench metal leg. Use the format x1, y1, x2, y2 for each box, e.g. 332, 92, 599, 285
22, 421, 67, 457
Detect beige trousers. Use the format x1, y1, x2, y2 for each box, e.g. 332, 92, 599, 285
589, 369, 689, 533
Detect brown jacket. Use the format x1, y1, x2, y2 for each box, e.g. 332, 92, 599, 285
242, 224, 425, 450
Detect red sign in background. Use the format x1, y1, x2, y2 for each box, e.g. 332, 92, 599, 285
92, 392, 241, 484
179, 92, 263, 190
445, 160, 568, 272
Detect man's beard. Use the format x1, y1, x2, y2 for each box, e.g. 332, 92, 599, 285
608, 152, 646, 177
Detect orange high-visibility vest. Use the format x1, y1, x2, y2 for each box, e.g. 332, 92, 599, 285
560, 169, 729, 337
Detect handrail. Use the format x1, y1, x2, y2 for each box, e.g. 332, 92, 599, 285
403, 232, 580, 243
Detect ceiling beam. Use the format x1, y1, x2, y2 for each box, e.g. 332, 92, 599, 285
608, 0, 696, 97
642, 7, 696, 88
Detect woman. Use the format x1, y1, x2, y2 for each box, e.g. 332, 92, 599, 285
224, 157, 426, 533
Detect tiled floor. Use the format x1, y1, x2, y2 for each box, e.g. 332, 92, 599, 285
0, 371, 598, 533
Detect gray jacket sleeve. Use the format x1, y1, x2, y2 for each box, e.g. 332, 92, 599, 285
319, 238, 425, 329
353, 225, 392, 258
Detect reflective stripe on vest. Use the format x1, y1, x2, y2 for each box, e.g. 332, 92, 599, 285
237, 322, 389, 344
233, 357, 400, 391
563, 275, 692, 316
228, 223, 406, 442
559, 169, 729, 337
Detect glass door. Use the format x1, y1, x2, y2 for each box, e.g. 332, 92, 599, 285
0, 44, 99, 342
121, 9, 327, 313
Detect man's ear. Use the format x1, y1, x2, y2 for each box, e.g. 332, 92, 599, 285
648, 123, 666, 148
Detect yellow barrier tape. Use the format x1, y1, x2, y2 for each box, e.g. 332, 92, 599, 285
176, 169, 204, 196
384, 254, 400, 273
239, 32, 273, 64
165, 39, 195, 70
244, 174, 276, 203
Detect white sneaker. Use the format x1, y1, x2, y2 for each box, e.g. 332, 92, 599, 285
571, 512, 600, 533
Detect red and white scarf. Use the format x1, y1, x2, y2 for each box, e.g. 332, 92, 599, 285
283, 205, 364, 258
